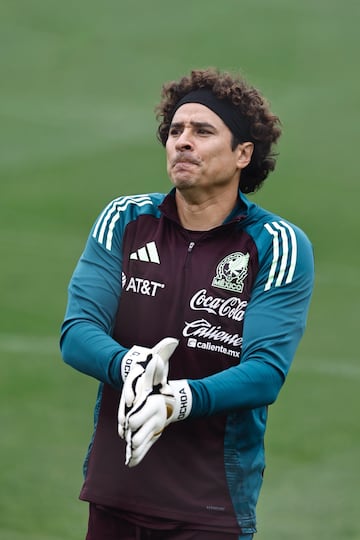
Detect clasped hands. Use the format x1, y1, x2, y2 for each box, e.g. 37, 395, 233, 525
118, 338, 192, 467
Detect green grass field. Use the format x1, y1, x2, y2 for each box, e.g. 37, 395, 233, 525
1, 1, 359, 538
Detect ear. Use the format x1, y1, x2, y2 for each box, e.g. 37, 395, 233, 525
236, 142, 254, 169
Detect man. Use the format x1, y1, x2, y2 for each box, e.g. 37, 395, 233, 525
60, 68, 314, 540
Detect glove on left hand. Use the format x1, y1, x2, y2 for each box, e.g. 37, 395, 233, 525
123, 379, 192, 467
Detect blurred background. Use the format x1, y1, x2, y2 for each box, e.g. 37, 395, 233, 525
1, 1, 359, 538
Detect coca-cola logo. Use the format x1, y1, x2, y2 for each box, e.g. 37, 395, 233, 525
189, 289, 247, 321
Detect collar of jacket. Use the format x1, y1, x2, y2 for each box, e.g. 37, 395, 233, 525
158, 188, 251, 228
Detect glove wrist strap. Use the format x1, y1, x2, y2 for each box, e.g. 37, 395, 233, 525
121, 346, 152, 382
168, 379, 192, 421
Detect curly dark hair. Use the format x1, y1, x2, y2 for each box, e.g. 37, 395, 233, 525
155, 68, 282, 194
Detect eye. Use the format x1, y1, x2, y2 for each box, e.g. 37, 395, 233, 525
197, 128, 210, 135
169, 126, 181, 136
195, 124, 214, 135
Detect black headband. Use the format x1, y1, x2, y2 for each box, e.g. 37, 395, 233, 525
171, 88, 252, 142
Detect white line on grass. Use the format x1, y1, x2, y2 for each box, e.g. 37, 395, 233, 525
0, 334, 58, 355
293, 360, 360, 380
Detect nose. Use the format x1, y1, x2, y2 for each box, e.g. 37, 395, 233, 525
175, 128, 193, 151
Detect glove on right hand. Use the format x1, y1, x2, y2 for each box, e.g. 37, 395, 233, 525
118, 337, 179, 440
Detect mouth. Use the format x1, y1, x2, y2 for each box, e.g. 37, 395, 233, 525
173, 161, 196, 170
171, 155, 200, 168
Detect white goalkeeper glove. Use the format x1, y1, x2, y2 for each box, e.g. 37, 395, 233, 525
118, 337, 179, 421
124, 379, 192, 467
117, 338, 179, 447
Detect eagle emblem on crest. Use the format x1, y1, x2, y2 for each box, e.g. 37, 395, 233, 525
212, 252, 250, 293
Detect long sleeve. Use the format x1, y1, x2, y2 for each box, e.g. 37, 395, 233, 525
188, 220, 314, 416
60, 194, 164, 389
60, 217, 127, 389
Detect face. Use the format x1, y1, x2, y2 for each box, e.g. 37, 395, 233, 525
166, 103, 252, 197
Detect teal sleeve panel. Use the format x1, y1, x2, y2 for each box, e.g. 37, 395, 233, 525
60, 194, 164, 389
60, 226, 127, 389
189, 220, 314, 417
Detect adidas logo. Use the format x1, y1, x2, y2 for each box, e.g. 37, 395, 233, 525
130, 241, 160, 264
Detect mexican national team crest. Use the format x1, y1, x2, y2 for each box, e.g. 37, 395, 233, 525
212, 252, 250, 293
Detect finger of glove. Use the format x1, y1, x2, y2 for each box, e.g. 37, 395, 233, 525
119, 354, 169, 439
126, 393, 167, 434
124, 396, 166, 467
130, 412, 167, 450
151, 354, 168, 388
124, 356, 157, 408
118, 378, 151, 438
152, 337, 179, 361
122, 362, 146, 407
120, 391, 163, 440
127, 432, 162, 468
125, 407, 163, 467
124, 428, 133, 465
119, 355, 160, 438
120, 392, 148, 440
151, 338, 178, 385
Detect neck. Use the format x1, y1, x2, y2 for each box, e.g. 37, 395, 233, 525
175, 187, 239, 231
